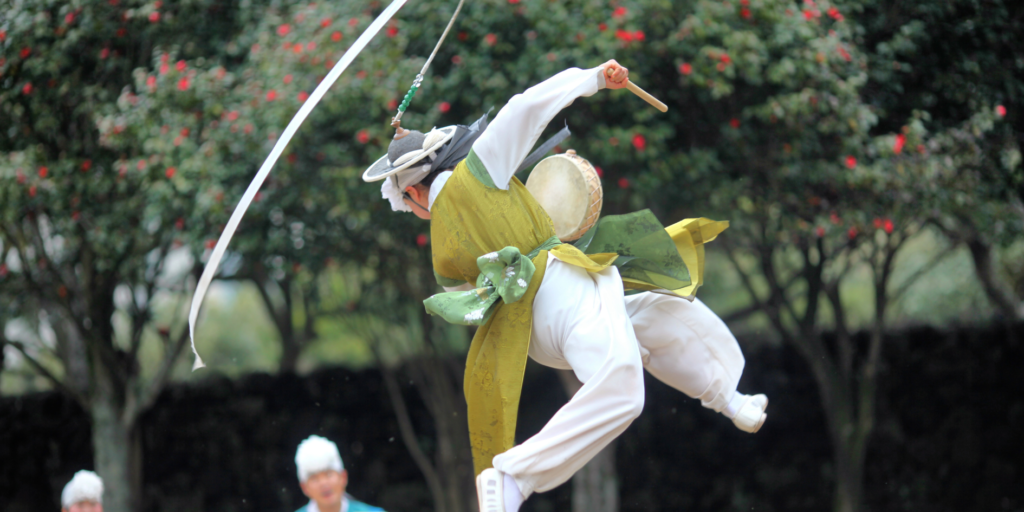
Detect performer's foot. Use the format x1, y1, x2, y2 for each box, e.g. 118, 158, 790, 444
728, 393, 768, 433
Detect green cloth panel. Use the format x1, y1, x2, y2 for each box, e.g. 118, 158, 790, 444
464, 149, 497, 189
574, 209, 693, 291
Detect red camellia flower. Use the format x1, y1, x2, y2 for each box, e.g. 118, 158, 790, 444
38, 166, 48, 178
227, 111, 239, 121
160, 63, 169, 74
830, 212, 841, 225
81, 160, 92, 172
0, 30, 6, 42
883, 219, 894, 234
266, 90, 278, 101
680, 62, 692, 75
277, 24, 291, 36
22, 82, 33, 95
388, 98, 398, 110
321, 18, 332, 28
177, 77, 189, 91
837, 45, 851, 62
180, 127, 190, 137
632, 133, 646, 151
873, 218, 883, 229
613, 6, 627, 17
594, 166, 604, 177
485, 33, 497, 46
29, 186, 37, 197
175, 218, 185, 230
847, 227, 858, 240
386, 26, 398, 37
894, 134, 906, 154
598, 23, 607, 31
618, 177, 630, 189
996, 105, 1007, 117
720, 53, 732, 64
100, 48, 110, 59
508, 0, 520, 3
615, 29, 633, 42
438, 101, 451, 113
16, 170, 26, 184
332, 31, 342, 42
149, 11, 160, 23
283, 74, 293, 84
729, 118, 741, 128
165, 167, 176, 178
827, 7, 844, 21
845, 155, 857, 169
815, 226, 825, 238
633, 30, 645, 41
803, 9, 814, 20
176, 60, 186, 72
357, 130, 370, 144
451, 55, 462, 65
205, 239, 216, 249
356, 70, 367, 79
416, 234, 428, 247
298, 91, 309, 101
0, 264, 7, 277
349, 17, 359, 27
741, 7, 751, 19
20, 47, 31, 59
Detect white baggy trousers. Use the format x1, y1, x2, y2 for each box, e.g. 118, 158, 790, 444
491, 254, 746, 498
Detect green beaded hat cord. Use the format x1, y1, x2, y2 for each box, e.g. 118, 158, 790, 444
391, 0, 466, 129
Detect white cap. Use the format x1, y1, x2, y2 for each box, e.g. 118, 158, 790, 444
61, 470, 103, 507
295, 435, 344, 483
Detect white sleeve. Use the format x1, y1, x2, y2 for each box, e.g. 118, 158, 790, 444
473, 66, 607, 190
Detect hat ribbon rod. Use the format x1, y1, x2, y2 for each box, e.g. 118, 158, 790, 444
391, 0, 465, 128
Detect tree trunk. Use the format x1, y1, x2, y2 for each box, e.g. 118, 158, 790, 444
558, 370, 619, 512
91, 392, 140, 512
279, 338, 301, 374
967, 237, 1021, 321
832, 435, 865, 512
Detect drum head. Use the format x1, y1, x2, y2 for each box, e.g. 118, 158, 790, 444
525, 155, 589, 240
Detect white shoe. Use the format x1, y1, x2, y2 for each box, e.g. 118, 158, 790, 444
732, 394, 768, 433
476, 468, 505, 512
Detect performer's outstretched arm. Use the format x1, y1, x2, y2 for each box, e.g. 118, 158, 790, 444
473, 61, 628, 190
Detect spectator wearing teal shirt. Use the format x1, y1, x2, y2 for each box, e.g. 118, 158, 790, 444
293, 435, 384, 512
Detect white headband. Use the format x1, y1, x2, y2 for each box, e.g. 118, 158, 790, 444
295, 435, 345, 483
62, 470, 103, 507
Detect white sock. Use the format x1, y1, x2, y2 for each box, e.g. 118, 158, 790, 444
503, 473, 525, 512
723, 392, 748, 419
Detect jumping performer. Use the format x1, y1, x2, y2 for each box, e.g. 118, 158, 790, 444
362, 60, 768, 512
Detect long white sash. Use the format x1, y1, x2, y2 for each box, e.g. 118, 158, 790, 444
187, 0, 409, 370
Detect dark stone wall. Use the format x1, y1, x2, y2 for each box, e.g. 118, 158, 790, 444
1, 323, 1022, 512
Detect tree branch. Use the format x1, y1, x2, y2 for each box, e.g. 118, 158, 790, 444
5, 338, 89, 407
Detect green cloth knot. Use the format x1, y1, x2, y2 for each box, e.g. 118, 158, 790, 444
424, 236, 559, 326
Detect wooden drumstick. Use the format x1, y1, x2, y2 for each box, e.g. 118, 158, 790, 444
606, 68, 668, 113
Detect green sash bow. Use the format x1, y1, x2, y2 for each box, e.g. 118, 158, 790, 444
424, 236, 560, 325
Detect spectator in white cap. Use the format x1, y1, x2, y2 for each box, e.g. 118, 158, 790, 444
294, 435, 384, 512
61, 470, 103, 512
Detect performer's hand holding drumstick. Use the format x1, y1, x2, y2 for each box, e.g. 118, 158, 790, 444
601, 59, 669, 112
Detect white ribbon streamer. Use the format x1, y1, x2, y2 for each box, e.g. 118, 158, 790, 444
187, 0, 409, 370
